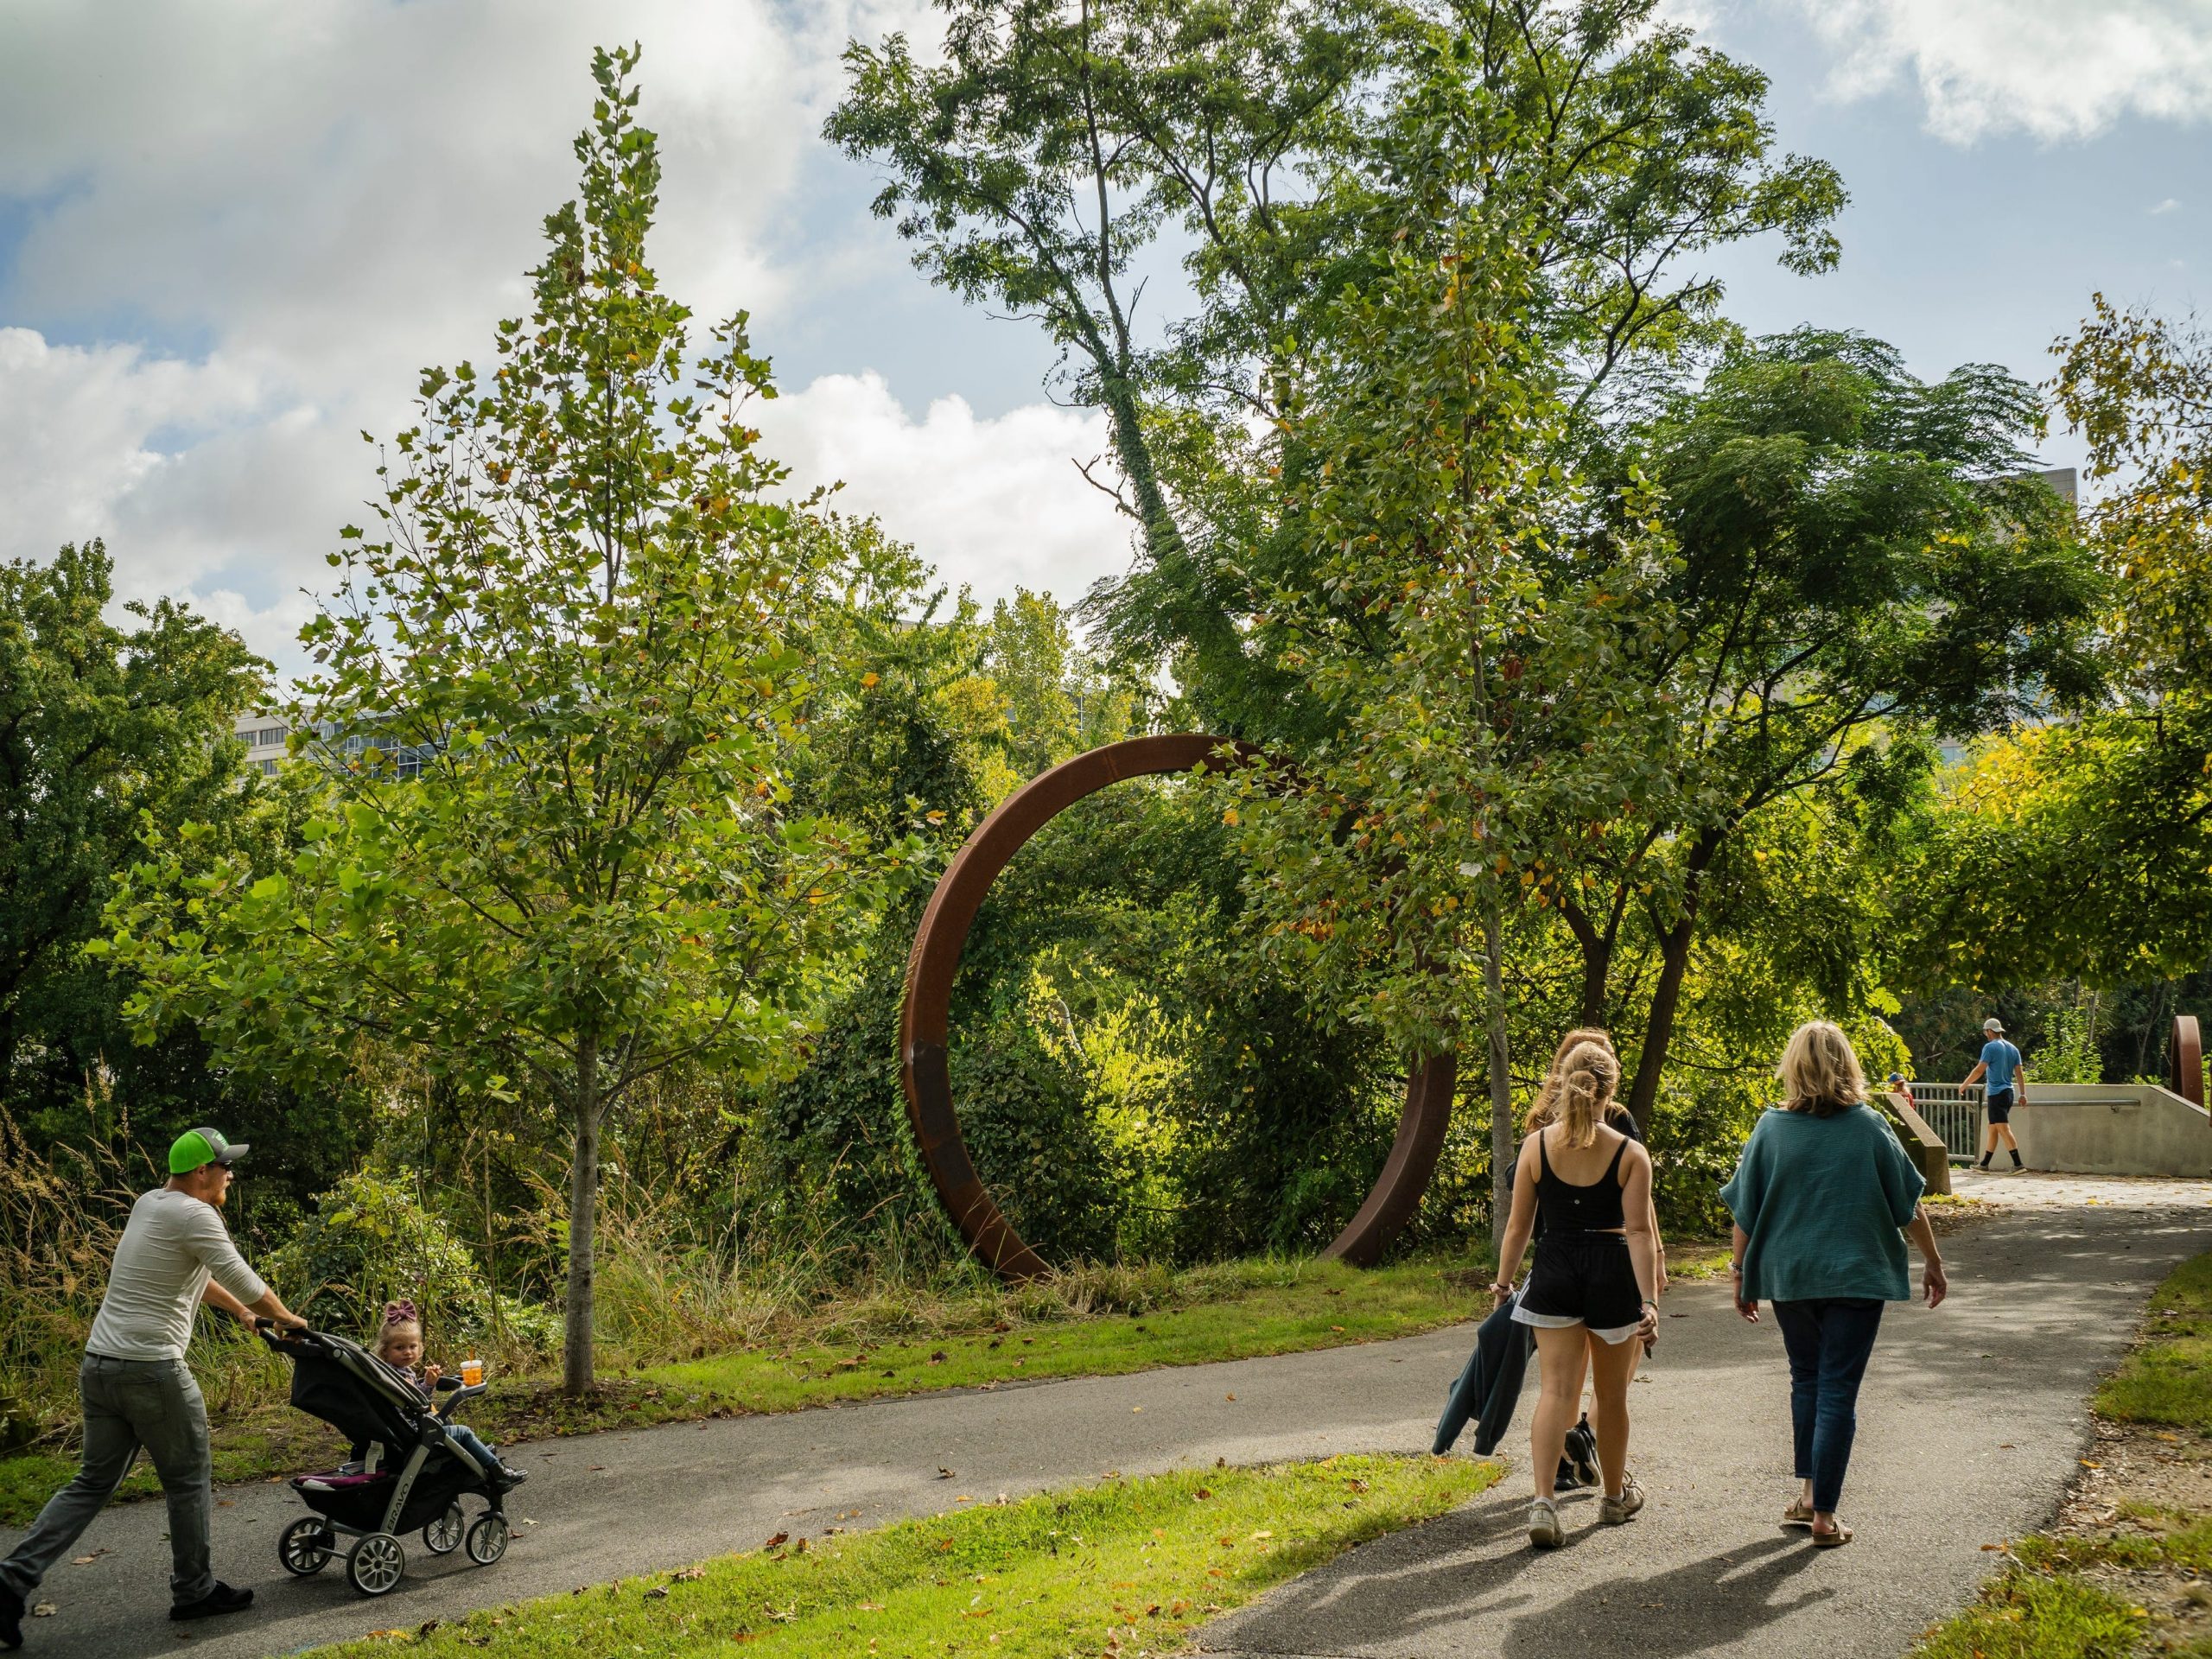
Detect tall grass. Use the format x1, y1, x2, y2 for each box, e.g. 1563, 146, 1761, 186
0, 1113, 286, 1449
3, 1116, 1398, 1457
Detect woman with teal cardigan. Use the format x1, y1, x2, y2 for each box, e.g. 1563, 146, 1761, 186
1720, 1021, 1948, 1548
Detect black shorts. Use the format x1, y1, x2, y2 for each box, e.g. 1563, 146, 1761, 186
1986, 1089, 2014, 1125
1512, 1232, 1644, 1344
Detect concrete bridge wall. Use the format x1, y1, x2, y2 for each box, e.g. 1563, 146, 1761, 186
2012, 1084, 2212, 1179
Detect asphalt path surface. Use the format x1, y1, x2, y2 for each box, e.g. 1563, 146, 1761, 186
1197, 1174, 2212, 1659
6, 1174, 2205, 1659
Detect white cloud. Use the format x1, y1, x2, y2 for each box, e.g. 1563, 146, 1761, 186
1789, 0, 2212, 143
2151, 197, 2184, 215
762, 373, 1135, 610
0, 1, 1137, 676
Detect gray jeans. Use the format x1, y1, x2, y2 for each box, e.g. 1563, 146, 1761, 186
0, 1354, 214, 1606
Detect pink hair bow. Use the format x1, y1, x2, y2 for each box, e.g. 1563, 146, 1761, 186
381, 1299, 419, 1328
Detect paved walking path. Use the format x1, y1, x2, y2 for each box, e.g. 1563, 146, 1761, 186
7, 1173, 2204, 1659
1198, 1173, 2212, 1659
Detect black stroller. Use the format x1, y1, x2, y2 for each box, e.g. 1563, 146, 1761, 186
257, 1321, 512, 1596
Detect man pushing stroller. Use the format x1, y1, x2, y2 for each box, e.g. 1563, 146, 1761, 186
1, 1129, 308, 1649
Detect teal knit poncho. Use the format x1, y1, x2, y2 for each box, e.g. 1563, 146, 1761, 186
1719, 1103, 1926, 1304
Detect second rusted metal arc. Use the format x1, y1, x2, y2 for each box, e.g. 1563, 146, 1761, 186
898, 734, 1456, 1281
2172, 1014, 2204, 1109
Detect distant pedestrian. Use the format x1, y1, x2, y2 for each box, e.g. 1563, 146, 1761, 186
1962, 1017, 2027, 1171
1722, 1021, 1948, 1548
1491, 1040, 1660, 1550
0, 1130, 307, 1650
1886, 1071, 1912, 1107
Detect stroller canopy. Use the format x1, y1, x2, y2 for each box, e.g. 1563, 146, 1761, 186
272, 1328, 429, 1452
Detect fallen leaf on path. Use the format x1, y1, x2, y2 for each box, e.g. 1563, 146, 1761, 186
31, 1604, 56, 1618
938, 1467, 955, 1479
762, 1532, 789, 1549
71, 1551, 107, 1565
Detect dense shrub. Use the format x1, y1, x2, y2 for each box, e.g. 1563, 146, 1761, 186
264, 1169, 552, 1351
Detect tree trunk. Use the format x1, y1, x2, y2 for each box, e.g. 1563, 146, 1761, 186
561, 1033, 602, 1397
1621, 832, 1723, 1131
1559, 899, 1612, 1031
1484, 910, 1516, 1230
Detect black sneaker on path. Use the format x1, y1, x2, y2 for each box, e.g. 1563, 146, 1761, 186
1, 1580, 23, 1649
170, 1581, 255, 1622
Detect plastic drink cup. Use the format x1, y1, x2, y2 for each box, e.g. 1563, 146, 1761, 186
461, 1357, 484, 1387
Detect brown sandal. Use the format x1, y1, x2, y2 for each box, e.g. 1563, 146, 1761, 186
1781, 1499, 1815, 1530
1810, 1522, 1853, 1548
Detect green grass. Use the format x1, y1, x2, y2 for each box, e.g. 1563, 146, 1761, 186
1911, 1250, 2212, 1659
0, 1255, 1488, 1527
1909, 1570, 2150, 1659
308, 1453, 1497, 1658
2095, 1252, 2212, 1434
2014, 1509, 2212, 1576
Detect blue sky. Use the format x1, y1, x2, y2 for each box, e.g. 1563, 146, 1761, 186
2, 0, 2207, 674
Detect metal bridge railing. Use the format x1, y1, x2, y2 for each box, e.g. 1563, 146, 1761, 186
1903, 1082, 1985, 1162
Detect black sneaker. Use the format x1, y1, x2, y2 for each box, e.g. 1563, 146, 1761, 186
1, 1580, 24, 1650
494, 1465, 530, 1490
1566, 1419, 1602, 1488
170, 1581, 254, 1622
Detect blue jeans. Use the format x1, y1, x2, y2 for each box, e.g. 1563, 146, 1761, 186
443, 1422, 501, 1478
0, 1355, 215, 1607
1772, 1298, 1885, 1514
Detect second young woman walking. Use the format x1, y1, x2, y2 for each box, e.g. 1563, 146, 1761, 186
1491, 1040, 1661, 1549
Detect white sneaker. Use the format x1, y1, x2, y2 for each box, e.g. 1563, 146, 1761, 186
1529, 1497, 1564, 1549
1600, 1474, 1646, 1525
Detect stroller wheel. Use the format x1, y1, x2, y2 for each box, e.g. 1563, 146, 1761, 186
423, 1503, 466, 1554
346, 1531, 406, 1596
278, 1516, 333, 1576
465, 1511, 510, 1567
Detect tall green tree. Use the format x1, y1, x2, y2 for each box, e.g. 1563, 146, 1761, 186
1216, 182, 1681, 1206
105, 48, 906, 1393
829, 0, 1843, 729
1573, 330, 2105, 1122
0, 542, 264, 1101
1904, 298, 2212, 989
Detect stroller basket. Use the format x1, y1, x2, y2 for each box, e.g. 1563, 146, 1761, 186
258, 1322, 512, 1596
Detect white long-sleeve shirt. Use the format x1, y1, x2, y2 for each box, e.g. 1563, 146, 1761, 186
86, 1188, 270, 1361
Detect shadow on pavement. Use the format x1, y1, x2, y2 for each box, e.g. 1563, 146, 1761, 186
1217, 1503, 1828, 1658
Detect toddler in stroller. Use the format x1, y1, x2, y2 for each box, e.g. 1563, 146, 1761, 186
258, 1315, 522, 1597
371, 1301, 525, 1491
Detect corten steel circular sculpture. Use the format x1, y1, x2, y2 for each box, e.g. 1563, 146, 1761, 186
899, 734, 1458, 1282
2171, 1014, 2204, 1109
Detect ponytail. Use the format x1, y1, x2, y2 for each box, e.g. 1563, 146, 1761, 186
1552, 1040, 1619, 1148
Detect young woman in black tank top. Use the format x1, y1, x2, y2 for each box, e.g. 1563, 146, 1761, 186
1491, 1039, 1661, 1549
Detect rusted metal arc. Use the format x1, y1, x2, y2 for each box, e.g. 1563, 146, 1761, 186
2172, 1014, 2204, 1109
899, 734, 1456, 1282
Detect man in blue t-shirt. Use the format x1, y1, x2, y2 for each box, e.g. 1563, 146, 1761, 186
1962, 1017, 2028, 1171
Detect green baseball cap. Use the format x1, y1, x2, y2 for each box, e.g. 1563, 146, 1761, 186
168, 1127, 248, 1174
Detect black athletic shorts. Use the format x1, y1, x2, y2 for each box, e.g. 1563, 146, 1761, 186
1986, 1088, 2015, 1125
1511, 1231, 1644, 1344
